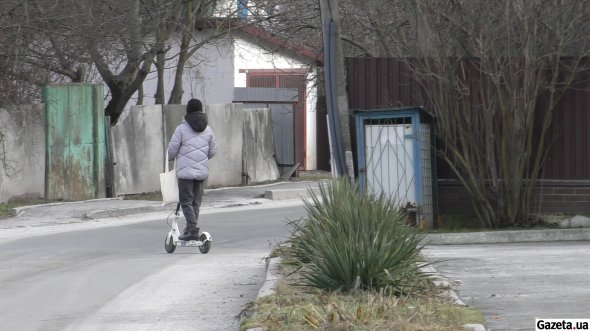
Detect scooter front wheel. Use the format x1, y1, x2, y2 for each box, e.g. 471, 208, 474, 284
199, 233, 211, 254
165, 234, 176, 253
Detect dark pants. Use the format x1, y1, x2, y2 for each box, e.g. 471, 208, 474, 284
178, 178, 205, 226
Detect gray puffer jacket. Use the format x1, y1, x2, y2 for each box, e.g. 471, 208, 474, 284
167, 112, 217, 180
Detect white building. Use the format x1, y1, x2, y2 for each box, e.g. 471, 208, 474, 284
139, 23, 322, 171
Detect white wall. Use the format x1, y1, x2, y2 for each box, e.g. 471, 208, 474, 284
233, 39, 307, 86
140, 35, 235, 106
305, 69, 318, 170
193, 41, 236, 104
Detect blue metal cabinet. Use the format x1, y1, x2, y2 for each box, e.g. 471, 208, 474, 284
355, 107, 435, 227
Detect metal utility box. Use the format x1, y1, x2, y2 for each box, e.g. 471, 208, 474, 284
355, 107, 435, 228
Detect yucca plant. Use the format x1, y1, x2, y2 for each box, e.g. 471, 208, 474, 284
285, 178, 430, 295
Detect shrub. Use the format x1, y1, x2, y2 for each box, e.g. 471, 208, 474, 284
285, 178, 429, 295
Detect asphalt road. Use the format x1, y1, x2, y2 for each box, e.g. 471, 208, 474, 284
424, 242, 590, 331
0, 202, 306, 331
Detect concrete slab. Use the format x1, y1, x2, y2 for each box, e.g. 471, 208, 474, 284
424, 242, 590, 331
425, 228, 590, 245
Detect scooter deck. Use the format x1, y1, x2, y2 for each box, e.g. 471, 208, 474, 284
176, 240, 203, 247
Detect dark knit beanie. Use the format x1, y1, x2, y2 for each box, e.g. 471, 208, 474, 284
186, 98, 203, 113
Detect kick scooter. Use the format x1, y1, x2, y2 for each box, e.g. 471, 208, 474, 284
164, 203, 212, 254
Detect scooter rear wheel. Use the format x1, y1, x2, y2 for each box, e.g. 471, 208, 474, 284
165, 235, 176, 253
199, 233, 211, 254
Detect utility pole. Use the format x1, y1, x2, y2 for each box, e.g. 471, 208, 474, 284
319, 0, 355, 181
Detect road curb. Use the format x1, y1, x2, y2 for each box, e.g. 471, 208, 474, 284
83, 200, 271, 220
424, 227, 590, 245
243, 256, 279, 331
244, 256, 281, 331
256, 256, 280, 299
12, 198, 124, 216
9, 190, 308, 221
422, 265, 488, 331
264, 187, 320, 200
83, 206, 167, 219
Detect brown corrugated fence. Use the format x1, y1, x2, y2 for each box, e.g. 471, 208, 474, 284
346, 57, 590, 214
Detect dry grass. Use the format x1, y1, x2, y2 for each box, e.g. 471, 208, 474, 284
122, 191, 162, 201
0, 203, 15, 219
241, 264, 484, 331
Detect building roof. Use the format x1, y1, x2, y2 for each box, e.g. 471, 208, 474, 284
195, 18, 323, 64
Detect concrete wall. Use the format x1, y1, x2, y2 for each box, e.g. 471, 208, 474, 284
162, 103, 245, 188
206, 103, 245, 187
243, 108, 280, 183
0, 102, 281, 201
164, 104, 279, 187
0, 105, 45, 202
162, 104, 187, 185
163, 105, 186, 142
111, 105, 165, 196
111, 103, 279, 195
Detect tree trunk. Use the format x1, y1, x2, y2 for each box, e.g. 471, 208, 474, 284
137, 85, 144, 105
168, 0, 203, 105
155, 50, 166, 105
168, 31, 191, 104
105, 60, 153, 124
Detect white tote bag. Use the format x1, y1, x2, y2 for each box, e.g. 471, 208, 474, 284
160, 159, 179, 206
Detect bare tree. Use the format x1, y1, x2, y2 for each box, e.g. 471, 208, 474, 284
1, 0, 208, 123
254, 0, 590, 227
165, 0, 236, 105
84, 0, 185, 123
163, 0, 298, 105
0, 2, 59, 106
2, 0, 287, 124
385, 0, 590, 227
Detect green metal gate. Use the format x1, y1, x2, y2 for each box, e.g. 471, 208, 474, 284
43, 84, 107, 200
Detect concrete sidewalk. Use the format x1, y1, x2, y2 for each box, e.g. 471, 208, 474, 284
1, 180, 323, 230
